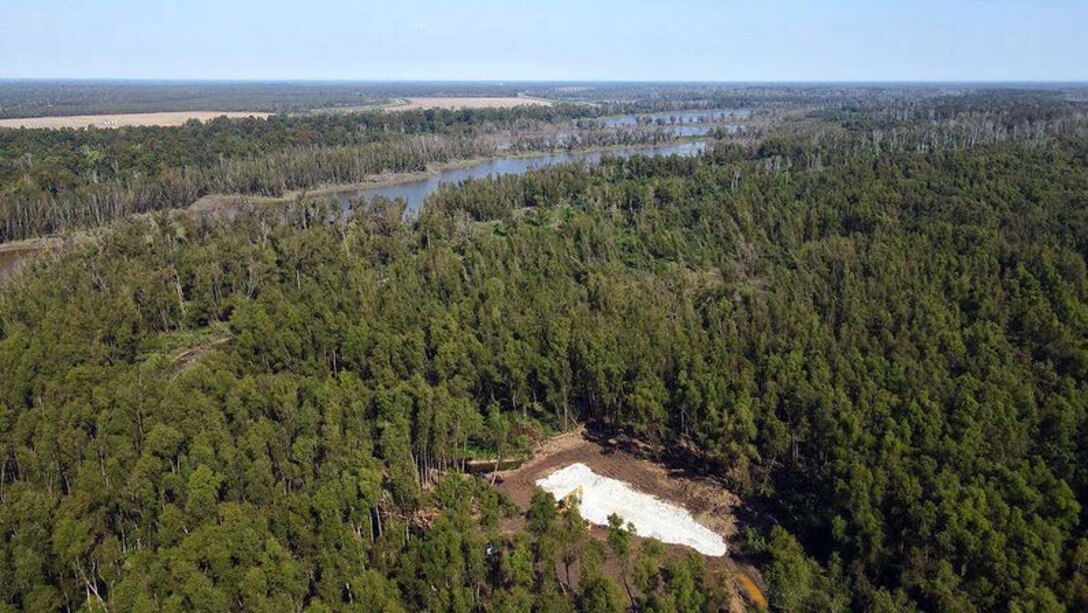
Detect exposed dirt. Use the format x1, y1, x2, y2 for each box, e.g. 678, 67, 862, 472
0, 111, 272, 130
497, 428, 738, 542
384, 96, 552, 111
494, 428, 764, 610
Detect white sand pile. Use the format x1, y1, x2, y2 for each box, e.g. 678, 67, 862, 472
535, 463, 727, 556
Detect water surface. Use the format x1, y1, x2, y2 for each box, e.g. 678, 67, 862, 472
333, 141, 706, 214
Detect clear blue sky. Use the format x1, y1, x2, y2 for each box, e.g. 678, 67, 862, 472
1, 0, 1084, 81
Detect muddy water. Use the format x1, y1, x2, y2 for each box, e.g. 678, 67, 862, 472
331, 141, 706, 214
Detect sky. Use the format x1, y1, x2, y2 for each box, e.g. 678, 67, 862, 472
1, 0, 1085, 82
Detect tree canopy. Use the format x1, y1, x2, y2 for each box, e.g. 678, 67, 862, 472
1, 94, 1087, 610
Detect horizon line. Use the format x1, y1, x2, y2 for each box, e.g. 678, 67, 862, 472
1, 78, 1087, 86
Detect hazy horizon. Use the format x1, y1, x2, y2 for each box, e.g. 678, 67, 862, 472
3, 0, 1085, 82
2, 78, 1087, 86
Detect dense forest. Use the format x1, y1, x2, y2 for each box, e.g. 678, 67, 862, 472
1, 91, 1087, 611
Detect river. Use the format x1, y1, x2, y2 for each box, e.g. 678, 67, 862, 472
331, 141, 707, 215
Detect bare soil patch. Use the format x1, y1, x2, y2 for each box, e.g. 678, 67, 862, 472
384, 97, 551, 111
496, 428, 738, 543
494, 428, 764, 610
0, 111, 271, 130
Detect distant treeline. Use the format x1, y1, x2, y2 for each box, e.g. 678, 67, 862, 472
8, 80, 1083, 120
0, 81, 560, 119
526, 82, 1088, 113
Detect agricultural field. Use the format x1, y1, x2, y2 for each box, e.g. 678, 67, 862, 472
0, 111, 271, 129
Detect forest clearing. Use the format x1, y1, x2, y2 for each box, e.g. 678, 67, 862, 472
535, 463, 728, 556
495, 428, 767, 610
496, 429, 738, 554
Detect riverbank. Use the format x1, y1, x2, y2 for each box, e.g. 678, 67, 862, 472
186, 155, 500, 213
189, 139, 709, 214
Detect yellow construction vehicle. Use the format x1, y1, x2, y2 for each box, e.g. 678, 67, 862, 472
736, 572, 767, 610
556, 486, 583, 513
